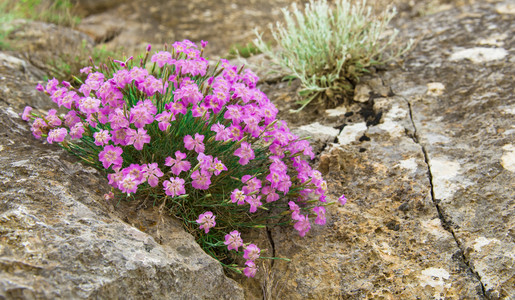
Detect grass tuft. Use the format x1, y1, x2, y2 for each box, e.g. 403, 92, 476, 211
253, 0, 412, 111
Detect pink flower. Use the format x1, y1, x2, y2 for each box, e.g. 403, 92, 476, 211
107, 168, 124, 189
140, 76, 167, 96
45, 109, 61, 127
197, 152, 213, 172
174, 83, 203, 106
69, 122, 85, 139
242, 175, 261, 194
80, 66, 92, 74
196, 211, 216, 233
93, 129, 111, 146
126, 128, 150, 150
232, 83, 253, 103
230, 189, 246, 205
164, 151, 191, 176
50, 87, 66, 105
338, 194, 347, 205
166, 101, 187, 116
78, 83, 92, 97
212, 157, 227, 175
243, 244, 260, 261
113, 56, 133, 68
234, 142, 254, 165
261, 186, 279, 203
246, 195, 262, 213
103, 191, 114, 201
86, 114, 97, 128
108, 108, 130, 130
79, 97, 101, 114
243, 261, 257, 278
155, 111, 172, 131
242, 69, 259, 89
130, 104, 154, 128
36, 83, 44, 92
21, 106, 32, 121
45, 78, 59, 94
293, 215, 311, 237
224, 230, 243, 251
276, 177, 292, 194
111, 128, 129, 146
163, 177, 186, 197
184, 133, 205, 153
47, 128, 67, 144
191, 104, 210, 119
266, 169, 286, 189
122, 164, 146, 184
119, 175, 139, 194
98, 145, 123, 169
130, 67, 149, 83
211, 122, 230, 141
151, 51, 173, 68
229, 124, 243, 141
61, 91, 80, 109
85, 72, 105, 90
191, 169, 211, 190
224, 105, 243, 124
143, 163, 164, 187
288, 201, 302, 221
313, 206, 326, 225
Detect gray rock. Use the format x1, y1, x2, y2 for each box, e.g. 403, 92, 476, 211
2, 19, 94, 79
0, 51, 243, 300
385, 2, 515, 299
267, 96, 484, 299
246, 2, 514, 299
292, 122, 339, 154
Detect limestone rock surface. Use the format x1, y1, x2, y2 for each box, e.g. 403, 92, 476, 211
245, 1, 514, 299
386, 2, 515, 298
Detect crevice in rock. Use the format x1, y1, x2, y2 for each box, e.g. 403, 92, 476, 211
266, 227, 276, 268
404, 98, 489, 299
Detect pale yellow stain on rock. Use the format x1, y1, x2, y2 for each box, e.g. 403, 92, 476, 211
473, 237, 500, 252
338, 122, 367, 145
378, 103, 408, 138
426, 82, 445, 96
449, 47, 508, 63
419, 267, 451, 299
421, 218, 450, 240
496, 3, 515, 15
501, 144, 515, 172
478, 33, 508, 47
398, 157, 418, 173
429, 158, 461, 200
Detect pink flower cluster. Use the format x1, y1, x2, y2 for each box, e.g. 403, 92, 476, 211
223, 230, 259, 278
24, 39, 348, 278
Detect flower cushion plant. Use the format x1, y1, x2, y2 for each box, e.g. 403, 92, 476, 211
22, 40, 346, 277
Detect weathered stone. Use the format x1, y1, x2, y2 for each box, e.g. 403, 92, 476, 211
292, 122, 339, 154
384, 2, 515, 298
231, 2, 515, 298
353, 77, 391, 103
0, 52, 49, 110
264, 95, 484, 299
3, 19, 94, 79
74, 0, 127, 16
0, 54, 244, 299
74, 0, 300, 59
